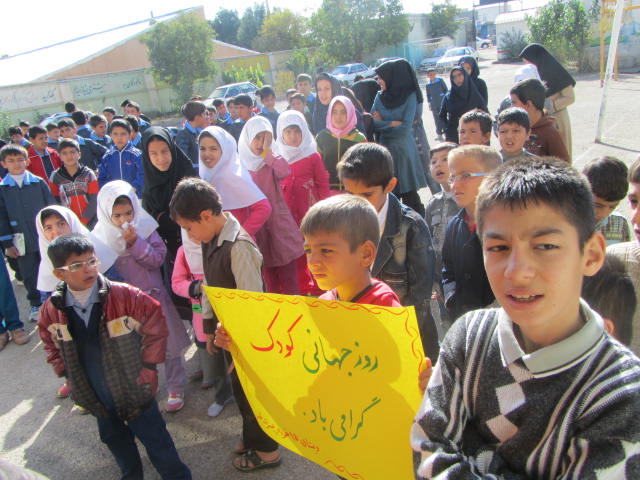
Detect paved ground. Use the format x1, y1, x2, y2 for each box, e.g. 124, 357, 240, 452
1, 47, 639, 479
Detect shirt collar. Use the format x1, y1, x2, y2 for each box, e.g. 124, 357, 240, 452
184, 121, 201, 135
377, 194, 390, 237
65, 282, 100, 308
216, 213, 241, 247
497, 299, 605, 378
1, 170, 40, 187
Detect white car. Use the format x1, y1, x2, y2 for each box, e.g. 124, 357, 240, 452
476, 36, 492, 49
203, 82, 259, 107
330, 63, 375, 86
435, 46, 480, 73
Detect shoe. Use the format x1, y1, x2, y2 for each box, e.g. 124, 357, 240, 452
57, 381, 71, 399
10, 329, 30, 345
207, 397, 232, 417
201, 380, 214, 390
166, 393, 185, 413
0, 333, 8, 352
233, 449, 282, 472
29, 306, 40, 323
74, 405, 90, 415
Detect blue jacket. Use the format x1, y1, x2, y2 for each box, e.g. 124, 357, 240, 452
0, 171, 55, 252
371, 193, 439, 361
175, 122, 200, 167
98, 143, 144, 197
76, 125, 92, 139
76, 136, 107, 171
259, 109, 280, 138
90, 132, 113, 149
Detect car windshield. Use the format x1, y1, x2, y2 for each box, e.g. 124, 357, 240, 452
445, 48, 467, 57
332, 66, 349, 75
434, 48, 446, 56
209, 87, 227, 98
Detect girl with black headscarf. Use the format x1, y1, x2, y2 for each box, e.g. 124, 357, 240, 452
439, 66, 487, 143
520, 43, 576, 158
310, 72, 366, 135
371, 58, 427, 216
458, 55, 488, 105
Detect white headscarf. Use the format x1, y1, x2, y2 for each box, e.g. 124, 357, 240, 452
514, 63, 541, 84
238, 116, 274, 172
92, 180, 159, 256
35, 205, 118, 291
180, 229, 203, 275
198, 126, 266, 210
273, 110, 318, 165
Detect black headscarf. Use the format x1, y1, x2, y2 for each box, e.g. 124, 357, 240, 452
141, 126, 196, 219
352, 78, 380, 113
458, 55, 488, 103
519, 43, 576, 96
374, 58, 423, 110
447, 66, 487, 118
311, 72, 342, 135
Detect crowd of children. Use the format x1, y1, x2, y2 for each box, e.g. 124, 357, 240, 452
1, 47, 640, 479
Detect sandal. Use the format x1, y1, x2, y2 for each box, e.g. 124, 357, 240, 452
233, 449, 281, 472
233, 441, 247, 455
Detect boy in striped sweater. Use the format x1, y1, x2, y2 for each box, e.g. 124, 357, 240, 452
412, 157, 640, 479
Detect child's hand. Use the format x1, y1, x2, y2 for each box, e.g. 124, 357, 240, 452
372, 111, 382, 121
390, 121, 402, 128
262, 131, 273, 155
418, 357, 433, 394
214, 324, 232, 351
5, 246, 19, 258
121, 224, 138, 247
137, 367, 158, 396
206, 333, 218, 355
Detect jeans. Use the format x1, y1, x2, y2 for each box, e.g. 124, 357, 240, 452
0, 256, 23, 334
97, 401, 191, 480
17, 251, 41, 307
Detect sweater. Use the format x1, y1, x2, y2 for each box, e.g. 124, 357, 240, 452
525, 114, 570, 163
27, 145, 61, 181
49, 164, 99, 227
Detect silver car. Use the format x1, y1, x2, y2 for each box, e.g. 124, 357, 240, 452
330, 63, 375, 86
203, 81, 259, 107
435, 46, 479, 73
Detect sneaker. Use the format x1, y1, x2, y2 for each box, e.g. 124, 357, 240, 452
207, 397, 232, 417
76, 405, 90, 415
10, 329, 30, 345
29, 306, 40, 323
166, 393, 185, 413
0, 332, 8, 352
57, 381, 71, 399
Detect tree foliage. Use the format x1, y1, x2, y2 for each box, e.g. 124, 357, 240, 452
210, 9, 240, 45
142, 12, 216, 103
221, 64, 266, 86
252, 9, 308, 52
309, 0, 410, 64
237, 4, 267, 49
429, 1, 462, 39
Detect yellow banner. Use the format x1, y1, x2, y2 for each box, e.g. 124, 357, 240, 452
204, 287, 425, 480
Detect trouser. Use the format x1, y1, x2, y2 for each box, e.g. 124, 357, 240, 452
263, 260, 300, 295
97, 401, 191, 480
0, 256, 23, 334
432, 109, 446, 136
17, 251, 41, 307
164, 356, 187, 396
399, 190, 425, 218
200, 346, 233, 405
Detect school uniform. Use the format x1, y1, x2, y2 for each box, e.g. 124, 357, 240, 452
425, 77, 448, 136
98, 142, 144, 197
174, 121, 200, 167
76, 124, 92, 139
90, 132, 113, 149
27, 145, 61, 181
259, 108, 280, 137
75, 136, 107, 171
597, 212, 632, 246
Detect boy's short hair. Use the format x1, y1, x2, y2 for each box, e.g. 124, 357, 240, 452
290, 93, 306, 104
0, 144, 28, 162
300, 194, 380, 252
212, 98, 225, 108
582, 156, 629, 202
497, 107, 530, 131
226, 97, 236, 108
103, 107, 116, 115
477, 156, 596, 250
58, 118, 76, 129
257, 85, 276, 100
169, 177, 223, 221
28, 125, 47, 139
430, 142, 458, 157
45, 122, 59, 132
48, 233, 95, 269
89, 114, 107, 129
64, 102, 76, 113
426, 68, 436, 74
19, 120, 30, 128
448, 145, 502, 171
124, 115, 139, 133
629, 158, 640, 184
58, 138, 80, 153
109, 118, 132, 134
8, 126, 22, 136
126, 101, 141, 112
286, 88, 297, 97
207, 106, 217, 116
120, 99, 131, 108
297, 73, 312, 84
234, 94, 253, 108
510, 79, 546, 111
459, 109, 492, 135
582, 254, 635, 346
181, 101, 206, 121
337, 143, 394, 189
71, 111, 87, 126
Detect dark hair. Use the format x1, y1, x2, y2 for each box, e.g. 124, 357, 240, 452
19, 120, 30, 128
120, 99, 131, 108
89, 114, 107, 129
290, 93, 306, 104
207, 106, 217, 116
353, 75, 364, 82
285, 88, 297, 98
477, 156, 596, 250
582, 254, 635, 346
58, 138, 80, 153
257, 85, 276, 100
45, 122, 59, 132
459, 108, 492, 135
234, 94, 253, 108
426, 68, 436, 74
124, 115, 139, 133
181, 101, 206, 121
57, 118, 76, 129
338, 143, 394, 188
430, 142, 458, 156
0, 144, 28, 162
64, 102, 76, 113
297, 73, 312, 84
212, 98, 225, 107
113, 195, 133, 208
126, 101, 141, 112
190, 94, 202, 100
40, 208, 65, 224
226, 97, 236, 108
108, 118, 131, 134
28, 125, 47, 139
103, 107, 116, 115
582, 156, 629, 202
630, 158, 640, 184
8, 126, 22, 136
48, 233, 95, 269
170, 177, 223, 221
71, 111, 87, 126
300, 195, 380, 251
497, 107, 530, 131
510, 78, 546, 111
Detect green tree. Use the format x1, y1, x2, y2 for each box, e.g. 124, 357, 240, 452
142, 12, 216, 103
309, 0, 410, 64
428, 1, 461, 39
237, 4, 267, 49
252, 9, 308, 52
210, 9, 240, 45
527, 0, 592, 70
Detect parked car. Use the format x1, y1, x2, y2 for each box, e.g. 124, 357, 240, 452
435, 46, 479, 73
371, 57, 403, 69
203, 81, 259, 107
476, 36, 492, 49
39, 112, 72, 127
417, 47, 447, 73
330, 63, 375, 86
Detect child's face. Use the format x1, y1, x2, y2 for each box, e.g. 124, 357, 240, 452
20, 126, 29, 136
110, 127, 129, 149
175, 211, 221, 244
60, 126, 76, 139
236, 104, 252, 122
42, 214, 71, 242
147, 138, 172, 172
282, 125, 302, 147
452, 70, 464, 87
229, 103, 239, 120
111, 201, 134, 228
427, 71, 436, 82
304, 230, 371, 292
291, 98, 305, 113
31, 133, 48, 151
458, 121, 490, 146
59, 147, 81, 169
261, 95, 276, 112
217, 103, 227, 117
297, 80, 311, 96
498, 122, 529, 156
430, 149, 451, 187
48, 128, 60, 141
592, 195, 620, 223
628, 182, 640, 243
199, 135, 222, 169
129, 130, 138, 142
461, 62, 473, 75
377, 77, 387, 91
94, 122, 107, 137
317, 79, 333, 105
10, 133, 23, 144
481, 202, 605, 347
249, 131, 272, 156
510, 94, 535, 117
448, 154, 487, 210
192, 112, 209, 130
331, 102, 348, 130
53, 250, 100, 291
103, 111, 114, 123
343, 178, 396, 213
125, 105, 139, 117
1, 154, 27, 175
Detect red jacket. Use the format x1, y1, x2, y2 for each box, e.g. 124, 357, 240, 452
27, 145, 61, 181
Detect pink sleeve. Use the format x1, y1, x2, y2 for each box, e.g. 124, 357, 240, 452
264, 151, 291, 181
127, 230, 167, 270
171, 247, 192, 299
242, 198, 272, 237
312, 154, 331, 200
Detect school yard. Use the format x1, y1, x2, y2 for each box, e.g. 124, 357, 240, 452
1, 48, 639, 479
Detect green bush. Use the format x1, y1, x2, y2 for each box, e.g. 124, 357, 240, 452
501, 29, 528, 61
221, 65, 265, 87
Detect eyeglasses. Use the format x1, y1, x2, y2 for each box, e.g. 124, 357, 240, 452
56, 257, 100, 272
448, 172, 489, 185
